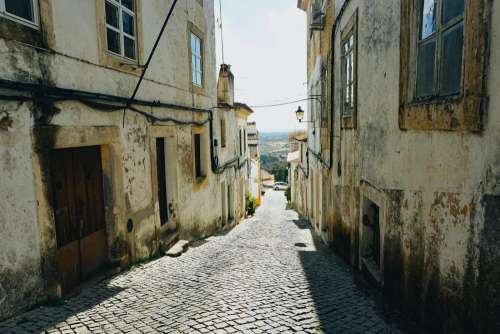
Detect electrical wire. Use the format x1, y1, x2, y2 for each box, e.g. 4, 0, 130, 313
0, 78, 211, 113
249, 98, 313, 109
0, 78, 247, 176
78, 99, 210, 126
0, 94, 32, 101
123, 0, 179, 127
218, 0, 225, 65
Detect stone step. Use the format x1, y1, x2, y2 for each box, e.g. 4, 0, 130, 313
166, 240, 189, 257
361, 257, 383, 288
160, 231, 180, 255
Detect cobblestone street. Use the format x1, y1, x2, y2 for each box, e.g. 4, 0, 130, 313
0, 191, 404, 334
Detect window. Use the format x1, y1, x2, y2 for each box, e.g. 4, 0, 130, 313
399, 0, 486, 131
342, 35, 355, 116
0, 0, 38, 27
190, 33, 203, 86
320, 68, 328, 127
105, 0, 137, 60
340, 10, 358, 129
220, 118, 226, 148
416, 0, 464, 99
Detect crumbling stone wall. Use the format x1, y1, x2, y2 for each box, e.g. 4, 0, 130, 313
301, 0, 500, 331
0, 0, 226, 321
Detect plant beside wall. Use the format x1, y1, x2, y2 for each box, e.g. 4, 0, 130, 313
285, 186, 291, 203
245, 192, 259, 216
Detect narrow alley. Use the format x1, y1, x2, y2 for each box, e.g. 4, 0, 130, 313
0, 191, 403, 334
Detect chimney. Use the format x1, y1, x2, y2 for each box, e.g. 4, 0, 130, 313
217, 64, 234, 106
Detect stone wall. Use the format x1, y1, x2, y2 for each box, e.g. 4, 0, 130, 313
0, 0, 251, 321
300, 0, 500, 331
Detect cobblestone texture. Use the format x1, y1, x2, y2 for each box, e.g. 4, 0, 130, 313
0, 191, 405, 333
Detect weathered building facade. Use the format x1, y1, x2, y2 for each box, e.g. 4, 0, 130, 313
247, 121, 261, 203
289, 134, 308, 217
297, 0, 500, 332
0, 0, 251, 321
216, 64, 252, 224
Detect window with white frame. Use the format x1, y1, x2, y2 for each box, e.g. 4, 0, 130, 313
191, 33, 203, 86
0, 0, 38, 27
105, 0, 137, 60
339, 10, 358, 129
342, 33, 355, 117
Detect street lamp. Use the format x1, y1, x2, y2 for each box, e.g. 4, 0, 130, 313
295, 106, 314, 123
295, 106, 305, 122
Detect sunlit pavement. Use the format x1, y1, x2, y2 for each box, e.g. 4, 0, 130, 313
0, 190, 404, 334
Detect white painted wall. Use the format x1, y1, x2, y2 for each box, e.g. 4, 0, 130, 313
0, 0, 228, 321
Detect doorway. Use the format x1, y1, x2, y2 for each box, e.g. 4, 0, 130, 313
361, 198, 382, 285
315, 172, 320, 229
50, 146, 108, 294
228, 184, 235, 222
156, 138, 169, 226
309, 170, 314, 219
221, 182, 227, 225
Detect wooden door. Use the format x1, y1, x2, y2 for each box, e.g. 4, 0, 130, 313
51, 146, 108, 294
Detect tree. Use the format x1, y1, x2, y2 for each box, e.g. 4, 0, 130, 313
271, 164, 288, 183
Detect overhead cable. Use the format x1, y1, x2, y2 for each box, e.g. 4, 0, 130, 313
218, 0, 225, 64
249, 98, 314, 109
123, 0, 179, 126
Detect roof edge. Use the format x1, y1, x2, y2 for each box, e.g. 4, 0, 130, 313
297, 0, 307, 11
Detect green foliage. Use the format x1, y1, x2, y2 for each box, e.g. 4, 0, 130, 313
285, 186, 291, 202
260, 154, 281, 171
245, 192, 258, 216
261, 154, 289, 183
271, 164, 289, 183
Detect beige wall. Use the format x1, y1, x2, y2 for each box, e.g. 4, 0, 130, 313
299, 0, 500, 331
0, 0, 244, 321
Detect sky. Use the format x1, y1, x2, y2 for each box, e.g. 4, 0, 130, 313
215, 0, 308, 133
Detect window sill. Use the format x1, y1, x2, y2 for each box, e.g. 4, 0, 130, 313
190, 83, 205, 95
0, 12, 38, 30
193, 175, 209, 192
0, 16, 43, 46
106, 50, 138, 64
101, 51, 142, 75
341, 114, 356, 129
195, 176, 207, 183
411, 93, 463, 107
399, 94, 482, 132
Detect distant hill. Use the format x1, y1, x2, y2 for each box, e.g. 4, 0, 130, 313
259, 132, 290, 182
259, 132, 289, 141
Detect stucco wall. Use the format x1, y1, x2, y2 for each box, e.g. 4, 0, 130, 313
301, 0, 500, 331
0, 0, 228, 321
336, 0, 499, 331
0, 102, 44, 321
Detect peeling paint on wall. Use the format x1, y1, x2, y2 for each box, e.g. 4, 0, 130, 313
297, 0, 500, 331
